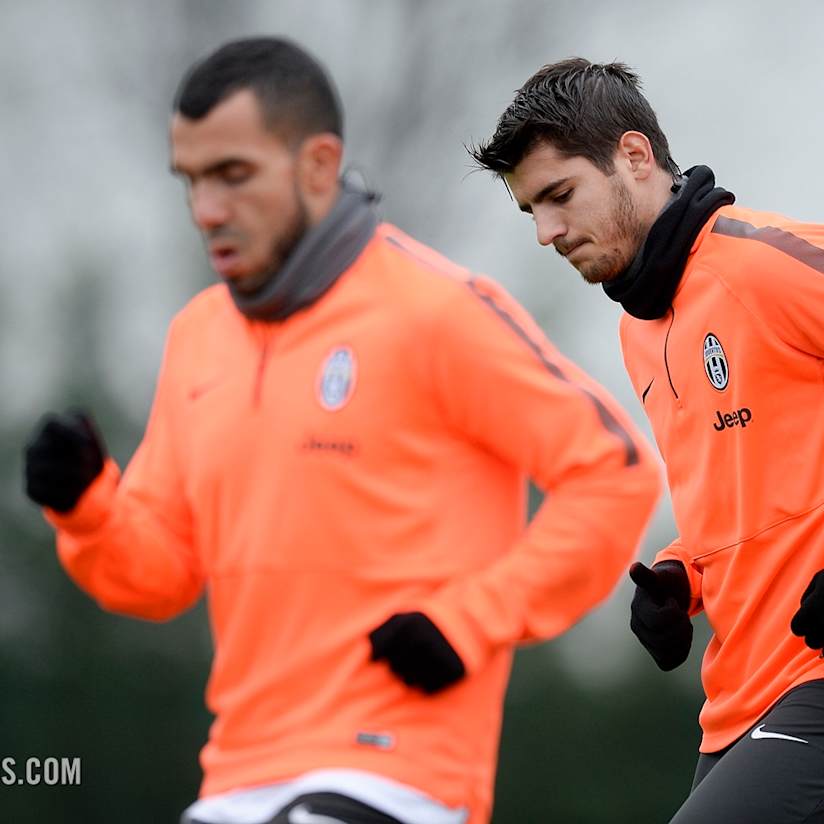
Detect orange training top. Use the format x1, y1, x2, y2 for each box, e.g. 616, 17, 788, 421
46, 224, 660, 822
619, 205, 824, 753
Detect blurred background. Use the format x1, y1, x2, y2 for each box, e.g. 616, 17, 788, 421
2, 0, 822, 821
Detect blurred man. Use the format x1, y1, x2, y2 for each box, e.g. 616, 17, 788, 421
472, 57, 824, 823
24, 41, 660, 824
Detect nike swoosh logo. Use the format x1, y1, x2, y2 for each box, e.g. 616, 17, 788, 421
641, 378, 654, 405
188, 379, 222, 401
750, 724, 808, 744
288, 804, 349, 824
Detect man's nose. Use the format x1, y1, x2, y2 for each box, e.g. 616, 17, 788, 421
535, 213, 567, 248
189, 185, 230, 231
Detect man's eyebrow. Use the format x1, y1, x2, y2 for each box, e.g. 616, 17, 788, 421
169, 157, 252, 178
517, 177, 574, 213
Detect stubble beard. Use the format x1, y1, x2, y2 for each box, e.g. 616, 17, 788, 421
231, 186, 310, 296
577, 176, 647, 285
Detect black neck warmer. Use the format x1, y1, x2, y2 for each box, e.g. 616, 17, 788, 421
228, 181, 378, 321
602, 165, 735, 320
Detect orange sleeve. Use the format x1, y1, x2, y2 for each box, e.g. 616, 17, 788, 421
653, 538, 704, 616
45, 319, 203, 621
418, 277, 662, 673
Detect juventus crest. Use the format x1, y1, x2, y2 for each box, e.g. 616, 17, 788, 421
703, 333, 729, 391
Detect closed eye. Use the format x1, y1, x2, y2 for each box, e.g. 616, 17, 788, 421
218, 162, 253, 185
172, 159, 255, 188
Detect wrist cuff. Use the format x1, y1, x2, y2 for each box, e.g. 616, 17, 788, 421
44, 459, 120, 534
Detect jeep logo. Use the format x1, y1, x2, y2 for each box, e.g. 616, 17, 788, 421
713, 408, 752, 431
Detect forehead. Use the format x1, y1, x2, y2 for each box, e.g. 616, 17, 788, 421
170, 88, 287, 169
505, 141, 601, 199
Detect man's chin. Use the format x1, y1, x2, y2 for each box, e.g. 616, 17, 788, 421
577, 266, 620, 286
575, 255, 626, 285
220, 267, 275, 296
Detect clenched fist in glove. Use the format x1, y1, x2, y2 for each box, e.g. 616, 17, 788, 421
791, 570, 824, 652
24, 411, 106, 513
369, 611, 465, 694
629, 560, 693, 671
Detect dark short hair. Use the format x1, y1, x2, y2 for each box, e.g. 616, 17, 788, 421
471, 57, 676, 176
174, 37, 343, 142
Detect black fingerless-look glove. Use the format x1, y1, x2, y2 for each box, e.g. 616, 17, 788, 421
369, 611, 465, 694
24, 411, 106, 513
629, 560, 693, 671
791, 570, 824, 651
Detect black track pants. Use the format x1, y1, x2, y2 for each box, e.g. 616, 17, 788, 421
670, 680, 824, 824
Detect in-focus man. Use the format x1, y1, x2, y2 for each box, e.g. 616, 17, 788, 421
24, 43, 660, 824
472, 57, 824, 823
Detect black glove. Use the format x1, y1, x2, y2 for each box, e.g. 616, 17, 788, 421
791, 570, 824, 651
369, 611, 465, 694
629, 560, 693, 671
24, 411, 106, 513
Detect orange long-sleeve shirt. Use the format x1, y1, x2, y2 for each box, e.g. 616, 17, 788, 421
620, 205, 824, 753
46, 224, 659, 822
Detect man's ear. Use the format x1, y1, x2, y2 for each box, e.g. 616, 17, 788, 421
616, 130, 655, 181
297, 133, 343, 196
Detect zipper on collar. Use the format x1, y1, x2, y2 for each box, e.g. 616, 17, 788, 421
664, 307, 679, 400
253, 339, 271, 407
248, 322, 274, 408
